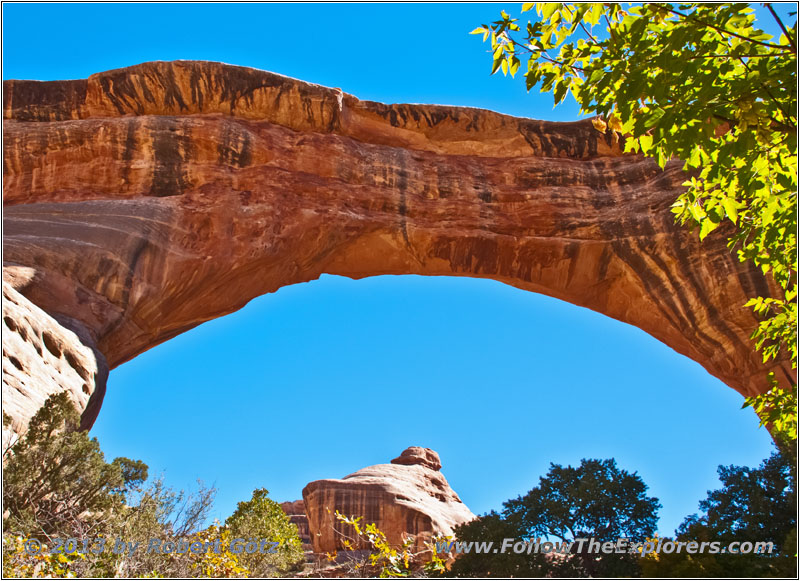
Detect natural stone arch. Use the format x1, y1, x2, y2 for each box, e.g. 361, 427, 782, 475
2, 61, 793, 437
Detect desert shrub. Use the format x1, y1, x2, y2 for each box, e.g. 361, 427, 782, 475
3, 393, 146, 540
224, 488, 305, 576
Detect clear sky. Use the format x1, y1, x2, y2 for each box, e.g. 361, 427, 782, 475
3, 3, 785, 537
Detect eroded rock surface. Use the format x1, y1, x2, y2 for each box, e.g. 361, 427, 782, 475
391, 446, 442, 471
2, 274, 107, 449
302, 447, 474, 553
281, 500, 313, 551
2, 60, 793, 434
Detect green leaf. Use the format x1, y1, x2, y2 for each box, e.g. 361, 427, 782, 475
491, 57, 503, 75
722, 198, 741, 224
638, 133, 653, 153
588, 3, 604, 26
554, 80, 568, 104
541, 3, 559, 21
699, 218, 720, 240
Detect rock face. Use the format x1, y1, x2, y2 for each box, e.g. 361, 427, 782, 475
280, 500, 313, 551
2, 60, 794, 435
391, 446, 442, 471
302, 447, 475, 553
2, 276, 107, 450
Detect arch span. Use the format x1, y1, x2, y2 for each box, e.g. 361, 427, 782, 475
2, 61, 792, 433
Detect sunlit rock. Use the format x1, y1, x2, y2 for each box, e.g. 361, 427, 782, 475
2, 61, 792, 435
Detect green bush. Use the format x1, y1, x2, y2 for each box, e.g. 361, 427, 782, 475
224, 488, 305, 576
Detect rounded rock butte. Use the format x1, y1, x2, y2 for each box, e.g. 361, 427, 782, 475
302, 446, 474, 554
2, 60, 794, 441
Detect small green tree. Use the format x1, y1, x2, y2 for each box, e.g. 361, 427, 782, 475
643, 449, 796, 577
473, 2, 797, 442
224, 488, 304, 576
2, 393, 222, 578
504, 458, 661, 577
445, 511, 548, 577
2, 392, 146, 540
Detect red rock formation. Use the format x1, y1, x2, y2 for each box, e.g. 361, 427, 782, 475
2, 60, 793, 434
302, 447, 475, 553
391, 446, 442, 471
280, 500, 313, 551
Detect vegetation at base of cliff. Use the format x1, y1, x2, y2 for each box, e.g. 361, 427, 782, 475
3, 398, 794, 577
323, 511, 448, 577
2, 393, 304, 578
472, 2, 798, 443
2, 393, 148, 540
641, 449, 797, 577
440, 451, 796, 578
445, 458, 661, 577
224, 488, 305, 576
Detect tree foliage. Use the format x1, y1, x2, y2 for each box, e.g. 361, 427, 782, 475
108, 477, 218, 577
2, 394, 299, 578
224, 488, 305, 576
447, 458, 660, 577
505, 458, 660, 576
3, 392, 147, 540
446, 511, 548, 577
473, 2, 797, 441
641, 448, 797, 577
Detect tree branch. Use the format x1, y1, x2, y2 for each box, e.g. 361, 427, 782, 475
662, 6, 793, 52
766, 3, 797, 53
578, 21, 599, 45
507, 37, 586, 73
685, 52, 786, 58
735, 54, 797, 126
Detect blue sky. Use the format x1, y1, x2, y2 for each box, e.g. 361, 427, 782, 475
3, 3, 785, 537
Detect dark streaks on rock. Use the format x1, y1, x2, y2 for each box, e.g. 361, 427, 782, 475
148, 117, 190, 197
4, 78, 87, 121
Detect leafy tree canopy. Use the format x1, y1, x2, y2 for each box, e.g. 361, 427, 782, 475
642, 448, 797, 577
224, 487, 305, 576
2, 392, 146, 539
446, 510, 549, 578
504, 458, 660, 576
473, 2, 797, 442
446, 458, 660, 577
506, 458, 659, 541
690, 449, 796, 545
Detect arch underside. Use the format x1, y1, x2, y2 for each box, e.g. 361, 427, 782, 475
2, 61, 793, 434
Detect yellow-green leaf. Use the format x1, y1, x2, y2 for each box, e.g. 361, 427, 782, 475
699, 218, 719, 240
722, 198, 740, 224
639, 133, 653, 153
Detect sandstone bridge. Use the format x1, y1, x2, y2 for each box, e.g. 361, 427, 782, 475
2, 61, 793, 441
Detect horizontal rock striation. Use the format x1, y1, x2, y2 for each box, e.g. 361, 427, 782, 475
302, 447, 475, 553
2, 60, 793, 434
